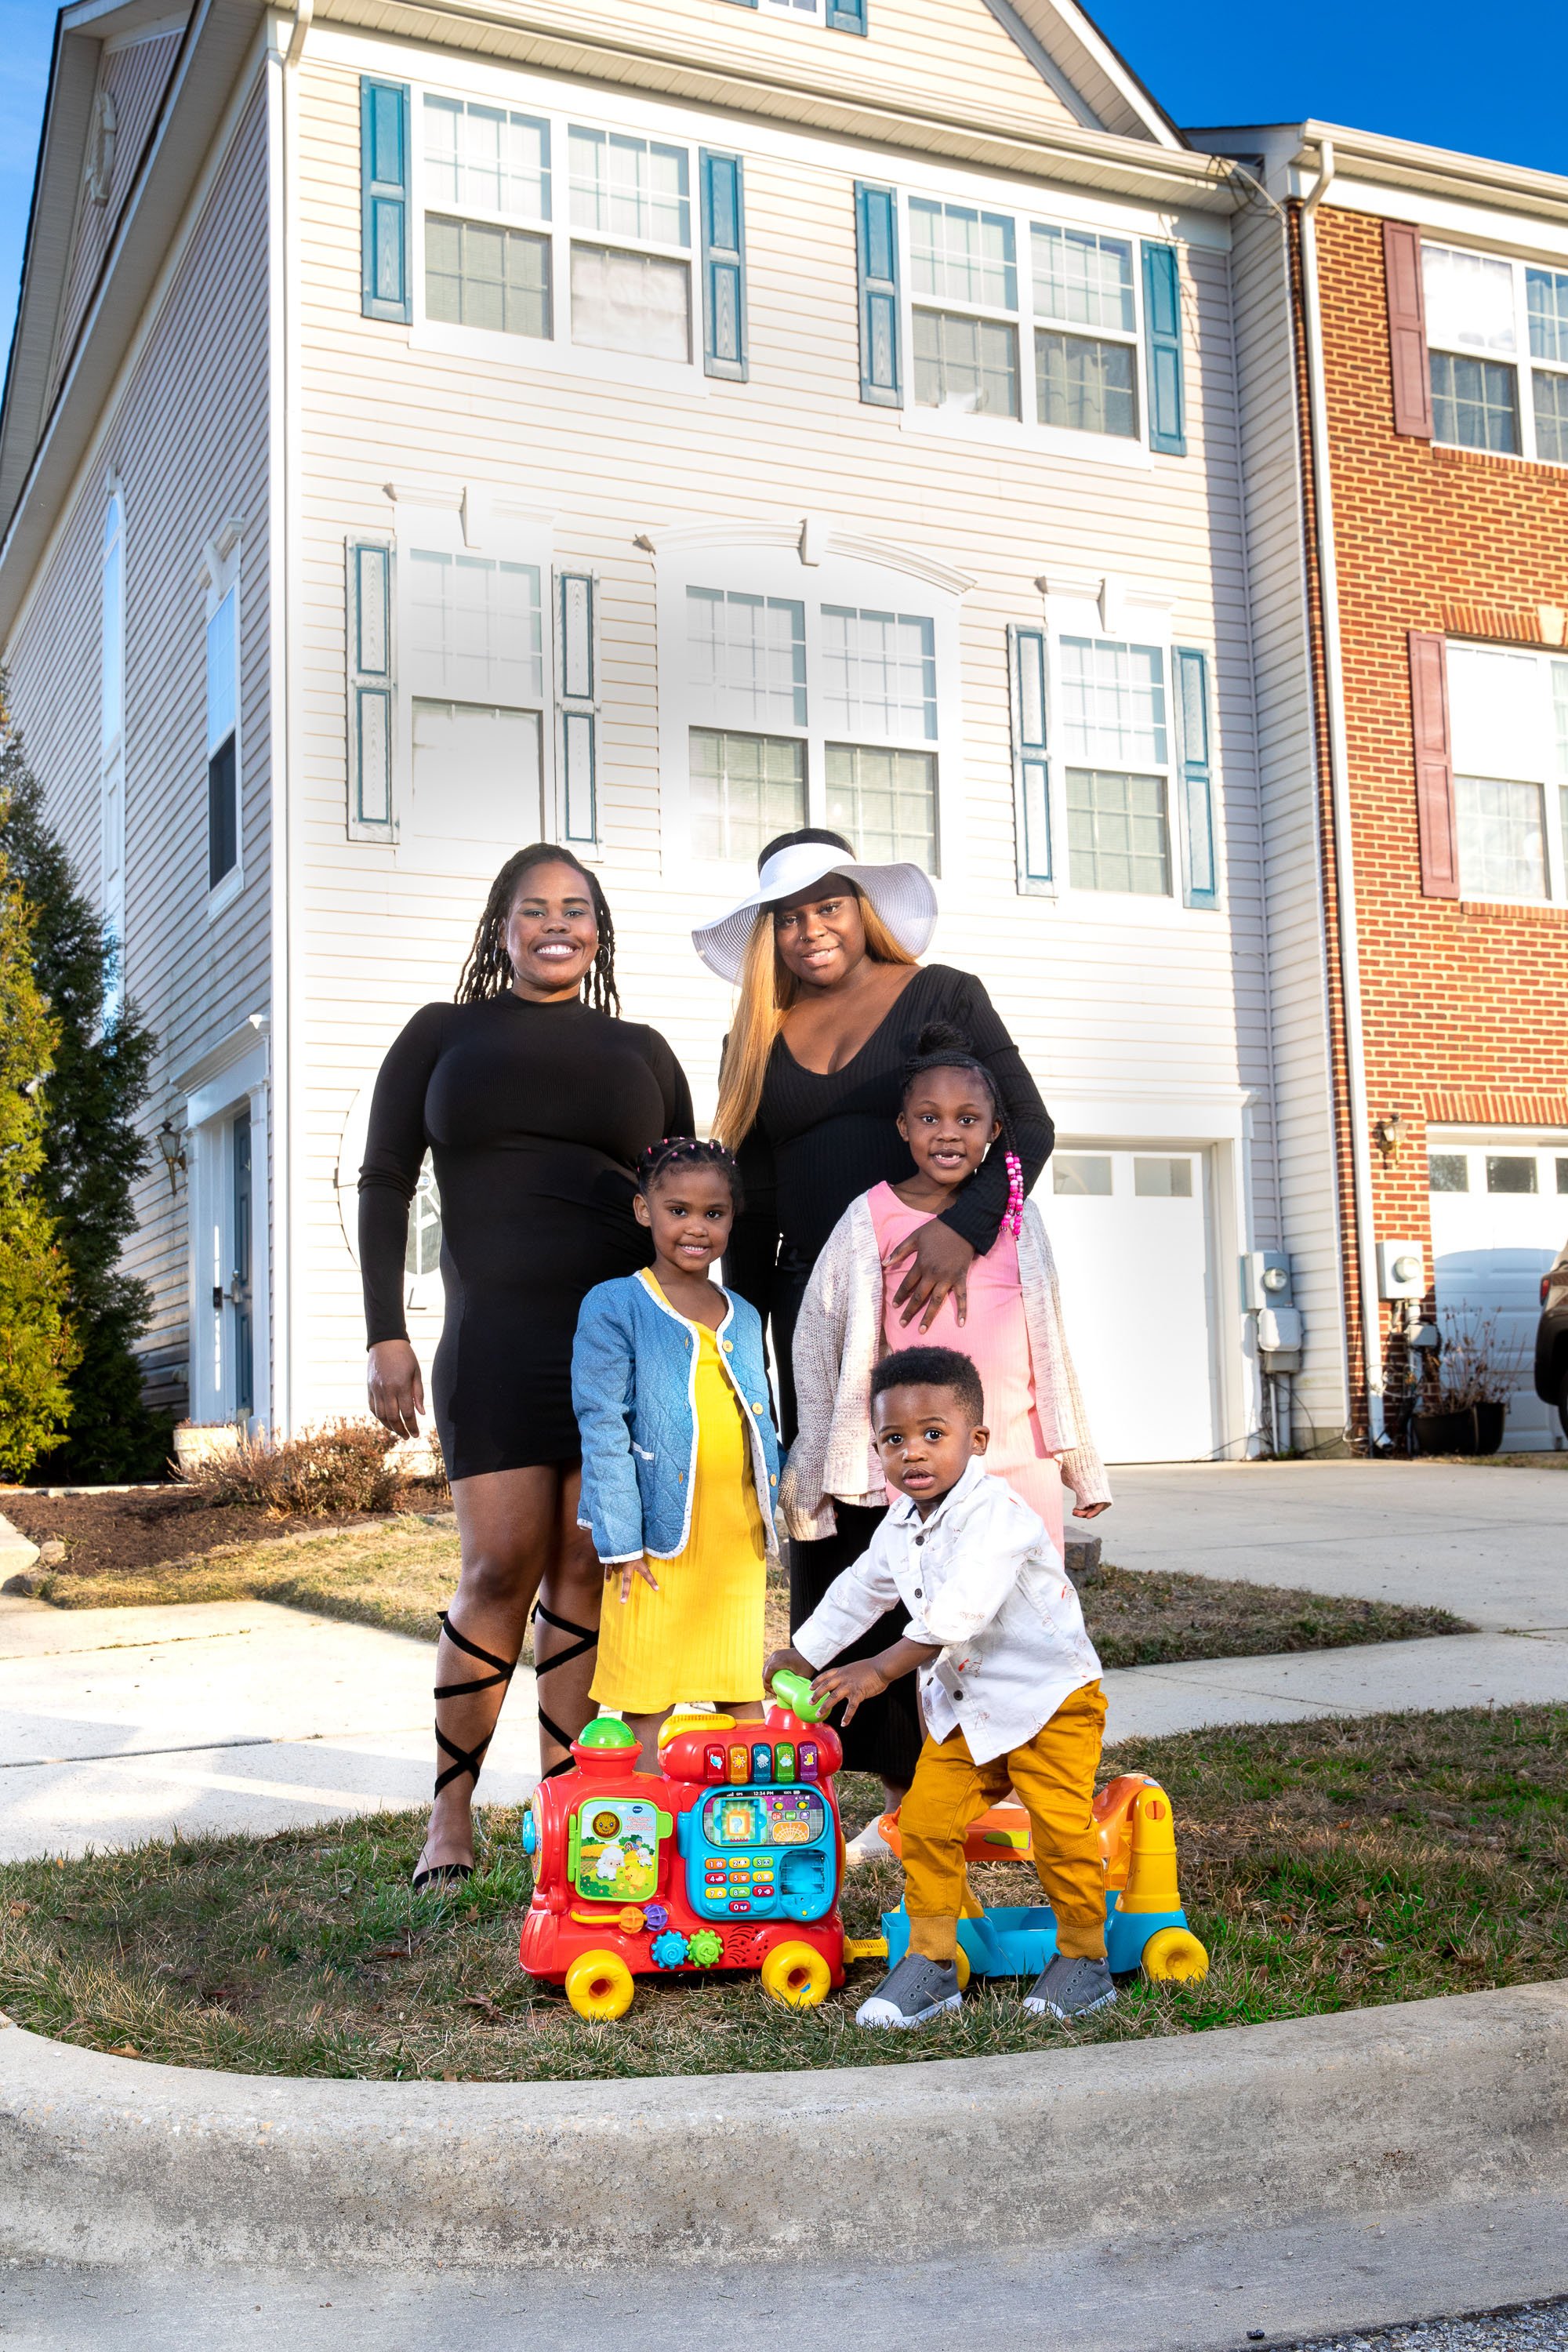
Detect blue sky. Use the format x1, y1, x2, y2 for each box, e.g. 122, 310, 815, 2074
0, 0, 1563, 364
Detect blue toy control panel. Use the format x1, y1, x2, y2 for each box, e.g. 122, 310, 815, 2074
677, 1784, 834, 1923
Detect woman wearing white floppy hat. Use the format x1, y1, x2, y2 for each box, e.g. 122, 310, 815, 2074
692, 828, 1054, 1835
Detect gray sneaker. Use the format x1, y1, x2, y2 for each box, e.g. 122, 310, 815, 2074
1024, 1953, 1117, 2020
855, 1951, 963, 2030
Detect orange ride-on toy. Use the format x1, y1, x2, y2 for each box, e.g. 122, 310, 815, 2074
518, 1682, 848, 2020
873, 1773, 1210, 1988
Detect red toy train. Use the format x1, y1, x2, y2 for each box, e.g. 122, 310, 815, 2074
518, 1683, 847, 2019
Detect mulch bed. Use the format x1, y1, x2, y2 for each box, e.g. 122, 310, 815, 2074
0, 1488, 437, 1581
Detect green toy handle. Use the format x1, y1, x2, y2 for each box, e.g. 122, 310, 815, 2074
769, 1668, 831, 1725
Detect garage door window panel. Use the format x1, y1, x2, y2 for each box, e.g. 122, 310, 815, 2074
1428, 1153, 1468, 1192
1487, 1156, 1539, 1194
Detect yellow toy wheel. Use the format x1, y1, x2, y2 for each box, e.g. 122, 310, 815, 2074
953, 1944, 972, 1991
564, 1949, 636, 2020
1141, 1926, 1209, 1984
760, 1941, 832, 2009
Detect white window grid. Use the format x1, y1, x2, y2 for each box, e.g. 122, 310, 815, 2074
1031, 628, 1178, 901
1446, 640, 1568, 905
680, 579, 945, 872
384, 507, 598, 856
902, 197, 1146, 441
99, 488, 126, 1017
414, 85, 699, 376
1424, 241, 1568, 465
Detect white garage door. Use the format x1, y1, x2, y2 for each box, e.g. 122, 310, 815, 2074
1428, 1135, 1568, 1450
1042, 1147, 1218, 1465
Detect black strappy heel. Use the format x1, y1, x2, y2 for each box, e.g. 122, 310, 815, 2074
412, 1612, 518, 1893
532, 1600, 599, 1780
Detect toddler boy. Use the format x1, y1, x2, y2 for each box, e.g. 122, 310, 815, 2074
766, 1344, 1112, 2028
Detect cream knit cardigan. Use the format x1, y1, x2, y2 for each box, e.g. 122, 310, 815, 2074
779, 1192, 1112, 1541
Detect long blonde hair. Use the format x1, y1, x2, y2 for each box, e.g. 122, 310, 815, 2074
712, 890, 919, 1148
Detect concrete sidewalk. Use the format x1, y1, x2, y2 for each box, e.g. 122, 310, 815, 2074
0, 1593, 537, 1860
1081, 1458, 1567, 1629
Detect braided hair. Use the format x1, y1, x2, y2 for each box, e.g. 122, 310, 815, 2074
455, 844, 620, 1013
636, 1134, 745, 1211
899, 1022, 1025, 1236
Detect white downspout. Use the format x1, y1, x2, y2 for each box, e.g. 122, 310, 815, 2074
1298, 138, 1387, 1449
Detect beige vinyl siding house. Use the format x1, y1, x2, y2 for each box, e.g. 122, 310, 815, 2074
0, 0, 1324, 1465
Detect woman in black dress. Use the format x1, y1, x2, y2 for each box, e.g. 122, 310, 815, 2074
361, 845, 692, 1887
695, 829, 1053, 1843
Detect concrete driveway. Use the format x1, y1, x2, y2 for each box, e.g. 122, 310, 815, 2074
1078, 1457, 1567, 1629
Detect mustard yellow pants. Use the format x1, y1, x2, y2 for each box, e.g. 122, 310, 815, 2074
900, 1682, 1108, 1965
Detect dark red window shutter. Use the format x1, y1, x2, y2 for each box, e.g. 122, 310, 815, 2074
1384, 220, 1433, 440
1408, 632, 1459, 898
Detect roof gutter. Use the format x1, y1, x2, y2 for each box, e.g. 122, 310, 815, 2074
1298, 137, 1386, 1448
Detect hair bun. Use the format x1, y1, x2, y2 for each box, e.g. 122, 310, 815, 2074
913, 1019, 974, 1059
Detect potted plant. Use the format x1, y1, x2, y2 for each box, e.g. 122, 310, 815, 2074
1412, 1310, 1526, 1456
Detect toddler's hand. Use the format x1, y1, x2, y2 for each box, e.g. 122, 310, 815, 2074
764, 1645, 813, 1687
604, 1555, 660, 1602
811, 1657, 888, 1726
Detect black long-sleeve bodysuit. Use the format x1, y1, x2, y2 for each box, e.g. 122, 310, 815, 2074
358, 994, 693, 1480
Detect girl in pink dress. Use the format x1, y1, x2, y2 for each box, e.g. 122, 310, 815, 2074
782, 1022, 1109, 1561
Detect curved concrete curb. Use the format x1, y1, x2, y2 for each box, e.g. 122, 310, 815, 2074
2, 1983, 1566, 2270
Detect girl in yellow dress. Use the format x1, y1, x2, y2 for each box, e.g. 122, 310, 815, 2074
571, 1139, 782, 1770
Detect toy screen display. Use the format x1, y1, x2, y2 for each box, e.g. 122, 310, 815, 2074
573, 1798, 662, 1901
700, 1788, 826, 1849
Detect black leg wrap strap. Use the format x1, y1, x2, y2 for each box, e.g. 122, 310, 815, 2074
535, 1700, 579, 1759
434, 1610, 517, 1701
532, 1602, 598, 1676
434, 1722, 495, 1798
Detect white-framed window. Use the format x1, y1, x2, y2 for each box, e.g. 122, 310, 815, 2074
404, 529, 547, 866
1060, 636, 1171, 894
1446, 641, 1568, 903
1423, 242, 1568, 463
1008, 589, 1218, 909
99, 485, 125, 1020
200, 527, 243, 914
413, 86, 701, 382
900, 194, 1157, 448
656, 535, 964, 876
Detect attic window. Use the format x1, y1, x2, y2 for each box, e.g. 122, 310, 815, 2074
85, 89, 118, 206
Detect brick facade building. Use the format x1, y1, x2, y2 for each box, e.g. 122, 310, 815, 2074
1201, 125, 1568, 1449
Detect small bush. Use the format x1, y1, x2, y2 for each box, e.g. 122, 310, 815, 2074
176, 1420, 408, 1519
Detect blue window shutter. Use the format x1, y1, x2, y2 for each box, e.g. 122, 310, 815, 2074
827, 0, 869, 30
700, 151, 747, 382
1141, 240, 1185, 456
361, 79, 411, 325
1174, 646, 1217, 907
1009, 626, 1052, 891
855, 183, 901, 408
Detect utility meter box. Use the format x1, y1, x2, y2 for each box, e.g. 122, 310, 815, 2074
1377, 1240, 1426, 1301
1240, 1250, 1294, 1312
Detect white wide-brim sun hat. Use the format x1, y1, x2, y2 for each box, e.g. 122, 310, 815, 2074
691, 842, 938, 985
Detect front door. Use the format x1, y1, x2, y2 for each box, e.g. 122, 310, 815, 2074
230, 1109, 254, 1418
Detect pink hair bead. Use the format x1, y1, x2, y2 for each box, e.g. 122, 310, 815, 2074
1003, 1149, 1024, 1237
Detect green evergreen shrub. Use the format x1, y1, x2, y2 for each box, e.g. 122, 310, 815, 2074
0, 691, 168, 1480
0, 847, 76, 1476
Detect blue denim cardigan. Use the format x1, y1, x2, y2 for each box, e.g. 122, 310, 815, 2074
572, 1271, 782, 1565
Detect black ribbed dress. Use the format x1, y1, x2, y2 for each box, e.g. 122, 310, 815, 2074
358, 994, 693, 1481
724, 963, 1053, 1783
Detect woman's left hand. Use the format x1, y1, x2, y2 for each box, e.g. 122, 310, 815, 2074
886, 1221, 975, 1332
1073, 1501, 1111, 1520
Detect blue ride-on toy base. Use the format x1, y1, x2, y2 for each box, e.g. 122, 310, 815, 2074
881, 1890, 1192, 1980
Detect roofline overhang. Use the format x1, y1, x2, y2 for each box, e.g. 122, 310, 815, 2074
1189, 118, 1568, 230
0, 0, 1247, 642
0, 0, 267, 641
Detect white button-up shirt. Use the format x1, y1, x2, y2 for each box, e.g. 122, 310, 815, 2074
793, 1457, 1102, 1766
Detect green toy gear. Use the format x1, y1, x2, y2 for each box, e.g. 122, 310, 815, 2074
687, 1929, 724, 1967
